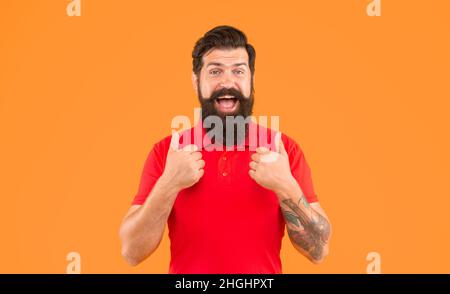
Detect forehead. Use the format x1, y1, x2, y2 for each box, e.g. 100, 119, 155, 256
202, 47, 249, 67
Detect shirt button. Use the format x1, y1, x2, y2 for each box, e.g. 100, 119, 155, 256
222, 157, 227, 161
222, 172, 227, 176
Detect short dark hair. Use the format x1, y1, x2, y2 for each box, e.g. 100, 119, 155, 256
192, 25, 256, 76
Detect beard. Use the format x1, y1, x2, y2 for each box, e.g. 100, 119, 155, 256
198, 83, 254, 147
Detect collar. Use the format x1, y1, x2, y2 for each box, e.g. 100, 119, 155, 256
187, 120, 276, 151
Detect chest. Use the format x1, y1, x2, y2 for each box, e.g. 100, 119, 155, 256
169, 150, 283, 236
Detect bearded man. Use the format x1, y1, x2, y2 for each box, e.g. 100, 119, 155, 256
119, 25, 331, 274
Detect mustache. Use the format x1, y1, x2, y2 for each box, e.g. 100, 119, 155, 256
208, 87, 247, 102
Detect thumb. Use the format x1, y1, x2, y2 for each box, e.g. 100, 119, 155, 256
169, 131, 180, 152
275, 132, 287, 156
181, 144, 198, 152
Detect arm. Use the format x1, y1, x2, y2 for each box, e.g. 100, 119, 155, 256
277, 179, 331, 264
119, 176, 180, 266
249, 132, 331, 264
119, 133, 205, 266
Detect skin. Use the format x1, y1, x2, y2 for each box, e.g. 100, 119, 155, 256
249, 134, 332, 264
119, 48, 332, 266
192, 47, 252, 115
119, 136, 203, 266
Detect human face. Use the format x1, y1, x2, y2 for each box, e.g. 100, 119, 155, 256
193, 47, 253, 116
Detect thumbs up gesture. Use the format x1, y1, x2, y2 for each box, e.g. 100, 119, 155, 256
248, 132, 295, 194
161, 131, 205, 191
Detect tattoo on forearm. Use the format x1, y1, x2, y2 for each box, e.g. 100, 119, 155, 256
283, 211, 301, 228
287, 229, 324, 261
282, 196, 330, 261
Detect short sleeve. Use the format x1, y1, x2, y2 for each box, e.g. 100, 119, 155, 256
285, 136, 319, 203
131, 141, 167, 205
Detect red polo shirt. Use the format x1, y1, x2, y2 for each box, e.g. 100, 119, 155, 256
131, 123, 318, 273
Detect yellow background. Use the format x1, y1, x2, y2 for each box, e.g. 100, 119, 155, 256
1, 0, 449, 273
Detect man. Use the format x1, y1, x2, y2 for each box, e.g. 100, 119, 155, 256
119, 26, 331, 273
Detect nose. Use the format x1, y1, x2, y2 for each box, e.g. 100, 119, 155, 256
219, 72, 234, 89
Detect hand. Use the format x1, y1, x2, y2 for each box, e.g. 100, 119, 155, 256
161, 131, 205, 191
249, 132, 296, 194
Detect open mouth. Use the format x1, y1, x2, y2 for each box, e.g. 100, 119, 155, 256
215, 95, 239, 113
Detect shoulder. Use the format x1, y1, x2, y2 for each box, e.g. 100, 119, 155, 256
281, 132, 304, 157
152, 127, 196, 154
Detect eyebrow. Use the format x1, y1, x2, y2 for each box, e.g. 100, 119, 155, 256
206, 62, 248, 68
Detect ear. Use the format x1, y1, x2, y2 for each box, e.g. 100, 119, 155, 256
192, 72, 198, 93
250, 72, 255, 96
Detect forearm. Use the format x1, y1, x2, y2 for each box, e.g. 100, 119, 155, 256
276, 177, 331, 263
120, 175, 179, 265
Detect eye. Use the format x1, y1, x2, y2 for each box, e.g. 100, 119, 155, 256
209, 69, 221, 75
233, 69, 245, 75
